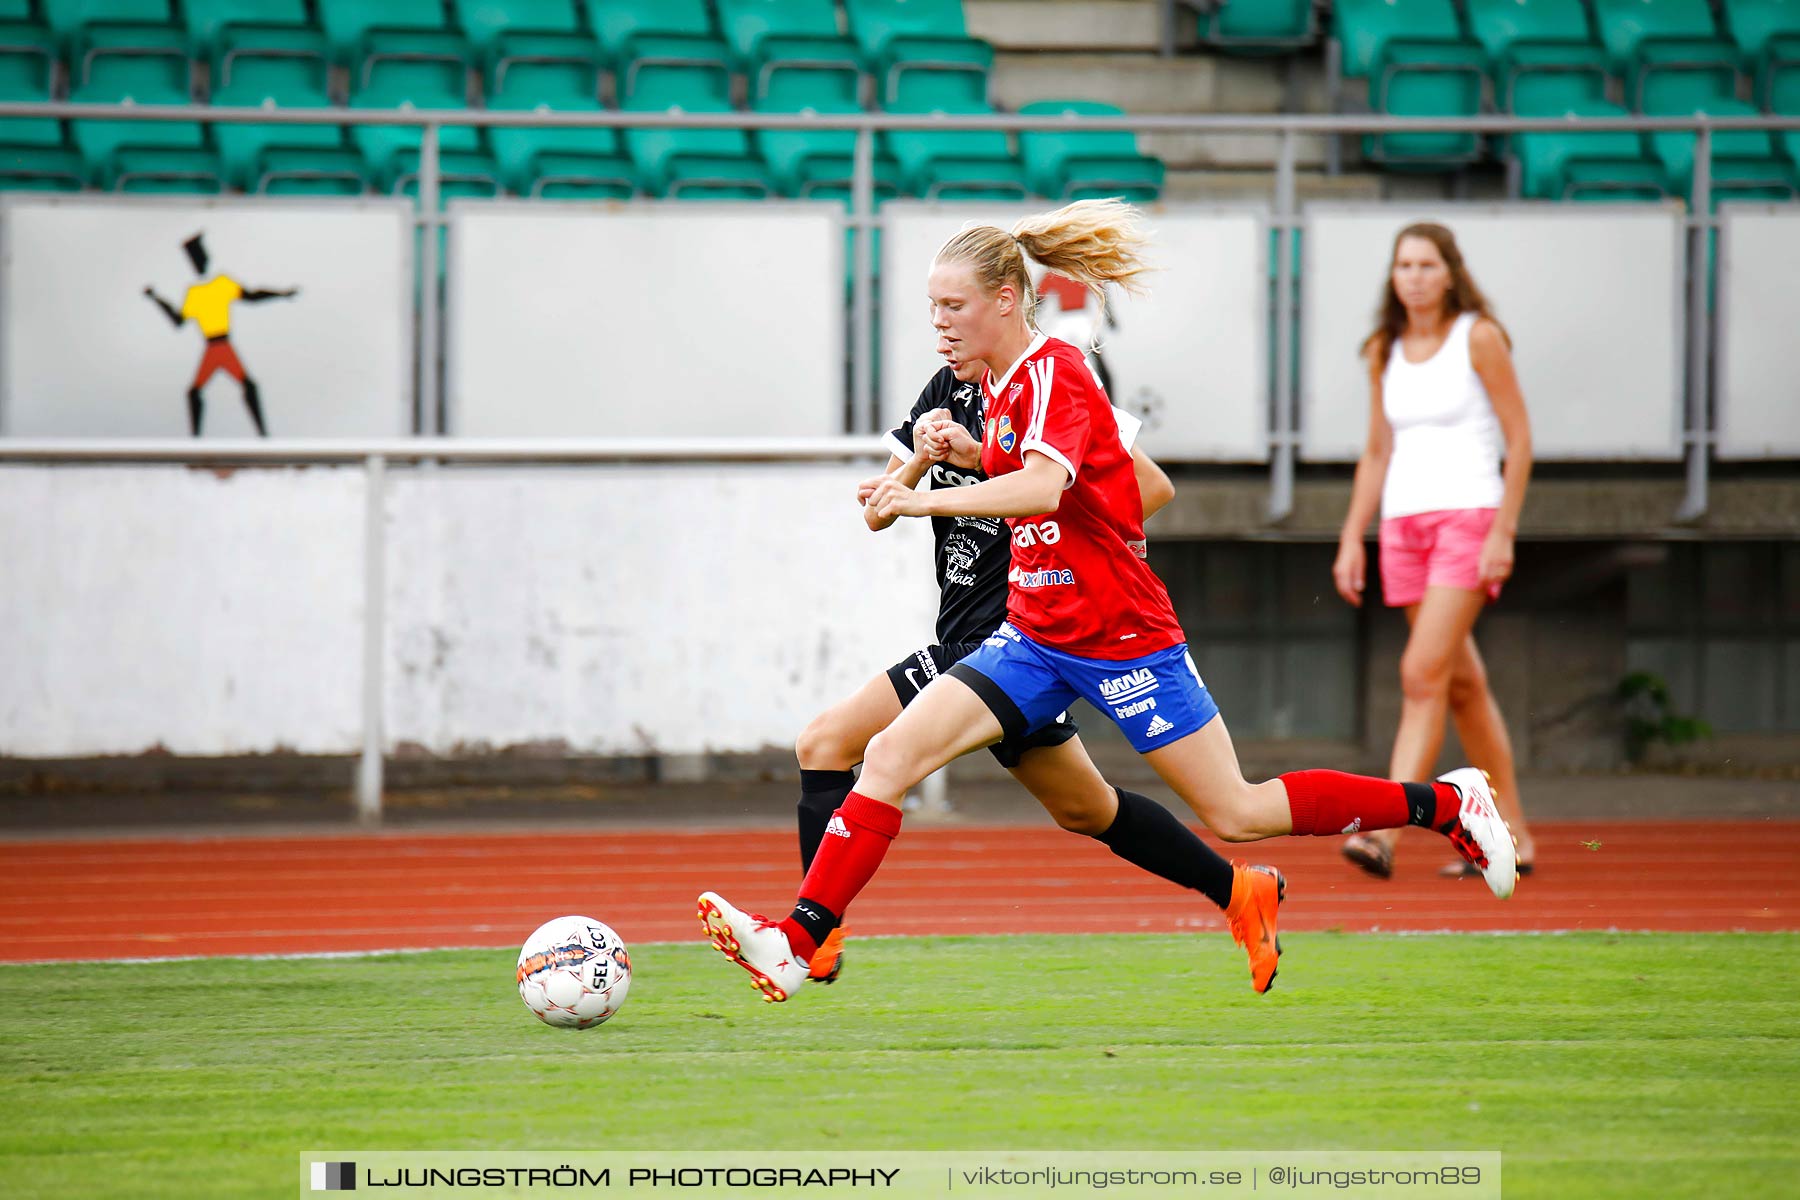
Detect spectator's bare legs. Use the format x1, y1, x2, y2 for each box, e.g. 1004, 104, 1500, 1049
1442, 635, 1534, 863
1358, 586, 1533, 866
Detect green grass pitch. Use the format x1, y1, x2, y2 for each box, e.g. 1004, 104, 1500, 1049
2, 933, 1796, 1198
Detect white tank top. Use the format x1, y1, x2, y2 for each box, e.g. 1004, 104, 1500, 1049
1380, 311, 1505, 520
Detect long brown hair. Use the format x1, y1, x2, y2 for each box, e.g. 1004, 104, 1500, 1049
935, 198, 1152, 329
1361, 222, 1508, 364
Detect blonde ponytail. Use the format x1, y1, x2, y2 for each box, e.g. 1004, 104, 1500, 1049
934, 197, 1154, 327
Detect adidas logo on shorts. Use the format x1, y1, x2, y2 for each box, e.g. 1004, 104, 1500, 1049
1145, 715, 1176, 738
825, 815, 852, 839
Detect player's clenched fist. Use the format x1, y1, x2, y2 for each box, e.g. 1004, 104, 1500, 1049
867, 478, 928, 519
855, 473, 887, 507
921, 417, 981, 469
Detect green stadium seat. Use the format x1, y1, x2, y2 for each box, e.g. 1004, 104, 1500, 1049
110, 144, 225, 191
802, 166, 902, 210
253, 145, 366, 194
1194, 0, 1318, 55
0, 19, 56, 106
1331, 0, 1489, 169
0, 144, 85, 189
1510, 97, 1666, 200
1018, 99, 1162, 202
70, 67, 204, 184
752, 88, 899, 201
209, 74, 344, 192
1720, 0, 1800, 110
0, 5, 78, 189
0, 35, 79, 193
718, 0, 863, 103
0, 24, 61, 150
1592, 0, 1745, 112
622, 85, 774, 199
45, 1, 193, 92
386, 145, 500, 203
318, 0, 472, 96
585, 0, 732, 105
453, 1, 603, 100
1466, 0, 1612, 112
1646, 95, 1798, 203
845, 0, 993, 108
487, 93, 636, 198
185, 1, 329, 97
348, 81, 483, 182
883, 98, 1030, 200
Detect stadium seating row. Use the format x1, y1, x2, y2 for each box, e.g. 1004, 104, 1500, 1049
1330, 0, 1800, 202
0, 0, 1162, 199
0, 1, 992, 106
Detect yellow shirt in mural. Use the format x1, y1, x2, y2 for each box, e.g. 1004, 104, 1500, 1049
180, 276, 244, 338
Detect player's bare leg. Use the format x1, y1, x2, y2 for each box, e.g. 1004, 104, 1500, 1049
796, 672, 903, 774
855, 675, 1003, 804
1005, 736, 1117, 833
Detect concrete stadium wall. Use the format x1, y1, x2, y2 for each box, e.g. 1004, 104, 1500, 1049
0, 463, 936, 758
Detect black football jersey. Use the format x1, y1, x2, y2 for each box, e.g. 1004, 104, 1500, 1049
883, 366, 1010, 645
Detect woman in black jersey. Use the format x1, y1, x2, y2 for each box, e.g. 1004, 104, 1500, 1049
790, 341, 1246, 986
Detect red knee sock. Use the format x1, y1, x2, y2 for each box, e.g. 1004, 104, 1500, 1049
779, 791, 902, 960
1280, 770, 1459, 836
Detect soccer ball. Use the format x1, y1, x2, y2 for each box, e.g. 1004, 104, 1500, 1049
516, 916, 632, 1029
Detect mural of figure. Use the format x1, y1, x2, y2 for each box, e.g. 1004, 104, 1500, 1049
142, 233, 298, 437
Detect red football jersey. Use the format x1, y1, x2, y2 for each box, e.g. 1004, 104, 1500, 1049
979, 334, 1185, 659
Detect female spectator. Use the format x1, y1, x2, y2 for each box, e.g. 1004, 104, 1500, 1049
1333, 223, 1536, 881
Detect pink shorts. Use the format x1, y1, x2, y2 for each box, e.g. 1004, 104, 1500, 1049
1378, 507, 1502, 607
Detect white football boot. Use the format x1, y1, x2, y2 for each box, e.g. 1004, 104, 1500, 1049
1436, 767, 1519, 900
697, 891, 810, 1003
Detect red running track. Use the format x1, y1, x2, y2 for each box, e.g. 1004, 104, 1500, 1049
1, 820, 1794, 962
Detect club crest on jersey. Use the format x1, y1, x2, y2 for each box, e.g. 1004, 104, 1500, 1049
994, 415, 1016, 453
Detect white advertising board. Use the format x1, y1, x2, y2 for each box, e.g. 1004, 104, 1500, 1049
1717, 205, 1800, 460
1, 195, 413, 437
448, 202, 845, 437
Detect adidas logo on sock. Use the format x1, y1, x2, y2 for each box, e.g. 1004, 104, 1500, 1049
1341, 818, 1362, 834
824, 815, 852, 838
1145, 715, 1175, 738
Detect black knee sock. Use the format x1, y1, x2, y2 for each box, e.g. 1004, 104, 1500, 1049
186, 388, 204, 436
797, 768, 856, 873
1092, 787, 1236, 911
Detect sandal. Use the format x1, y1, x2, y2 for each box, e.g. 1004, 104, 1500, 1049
1341, 833, 1394, 880
1440, 860, 1535, 879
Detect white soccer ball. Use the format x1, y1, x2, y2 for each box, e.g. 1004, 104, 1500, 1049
516, 916, 632, 1029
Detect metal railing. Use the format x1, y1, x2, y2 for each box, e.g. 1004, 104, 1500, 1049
3, 100, 1797, 523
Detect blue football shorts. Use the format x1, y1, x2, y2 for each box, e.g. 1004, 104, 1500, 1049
947, 621, 1220, 754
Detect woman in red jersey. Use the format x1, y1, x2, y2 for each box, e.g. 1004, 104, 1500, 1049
791, 339, 1249, 992
698, 200, 1519, 1005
